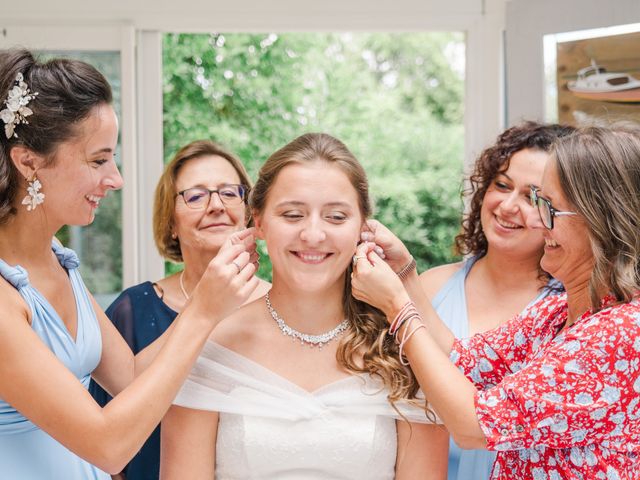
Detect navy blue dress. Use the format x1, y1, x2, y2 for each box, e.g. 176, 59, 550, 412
90, 281, 178, 480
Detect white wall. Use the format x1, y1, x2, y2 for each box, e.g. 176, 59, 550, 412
505, 0, 640, 124
2, 0, 484, 30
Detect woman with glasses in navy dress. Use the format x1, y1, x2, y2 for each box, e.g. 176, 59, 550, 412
90, 140, 270, 480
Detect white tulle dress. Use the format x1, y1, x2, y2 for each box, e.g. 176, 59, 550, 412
173, 341, 435, 480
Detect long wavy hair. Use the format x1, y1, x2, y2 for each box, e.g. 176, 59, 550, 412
250, 133, 425, 412
554, 126, 640, 311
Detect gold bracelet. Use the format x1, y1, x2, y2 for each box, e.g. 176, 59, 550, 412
396, 257, 417, 281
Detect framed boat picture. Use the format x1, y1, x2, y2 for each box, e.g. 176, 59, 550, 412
544, 24, 640, 126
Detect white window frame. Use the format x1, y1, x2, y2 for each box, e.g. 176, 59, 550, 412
1, 2, 507, 284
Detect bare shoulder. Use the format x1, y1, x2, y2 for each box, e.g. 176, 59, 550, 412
0, 277, 30, 326
208, 296, 272, 354
153, 274, 172, 291
419, 261, 464, 300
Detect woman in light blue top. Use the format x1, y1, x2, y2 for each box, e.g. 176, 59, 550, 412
419, 122, 571, 480
0, 243, 108, 479
0, 48, 259, 479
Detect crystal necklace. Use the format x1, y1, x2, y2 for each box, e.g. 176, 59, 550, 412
265, 292, 349, 348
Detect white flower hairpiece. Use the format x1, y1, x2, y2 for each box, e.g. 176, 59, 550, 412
0, 73, 39, 139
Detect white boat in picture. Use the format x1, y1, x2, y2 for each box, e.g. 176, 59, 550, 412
567, 60, 640, 103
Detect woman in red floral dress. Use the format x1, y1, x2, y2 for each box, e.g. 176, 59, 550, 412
351, 126, 640, 479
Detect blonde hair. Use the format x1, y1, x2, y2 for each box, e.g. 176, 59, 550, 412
554, 126, 640, 310
153, 140, 252, 262
250, 133, 426, 411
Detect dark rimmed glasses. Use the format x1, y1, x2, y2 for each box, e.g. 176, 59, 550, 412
529, 186, 577, 229
177, 184, 248, 209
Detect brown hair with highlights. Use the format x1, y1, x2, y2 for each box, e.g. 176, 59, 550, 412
153, 140, 252, 262
554, 126, 640, 311
250, 132, 426, 412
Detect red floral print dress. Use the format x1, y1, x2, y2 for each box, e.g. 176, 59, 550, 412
451, 293, 640, 479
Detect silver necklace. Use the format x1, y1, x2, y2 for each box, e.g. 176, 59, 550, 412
179, 270, 190, 300
265, 292, 349, 348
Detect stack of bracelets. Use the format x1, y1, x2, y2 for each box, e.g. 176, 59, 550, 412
388, 301, 426, 365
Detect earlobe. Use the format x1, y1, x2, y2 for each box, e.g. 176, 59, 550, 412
253, 212, 265, 239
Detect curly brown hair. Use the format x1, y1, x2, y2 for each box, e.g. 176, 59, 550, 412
455, 122, 575, 258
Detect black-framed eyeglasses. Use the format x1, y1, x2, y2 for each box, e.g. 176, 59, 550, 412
177, 184, 248, 209
529, 186, 577, 229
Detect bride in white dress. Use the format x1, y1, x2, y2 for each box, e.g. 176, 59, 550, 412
160, 133, 448, 479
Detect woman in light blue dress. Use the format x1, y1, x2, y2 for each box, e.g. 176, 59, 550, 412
0, 48, 259, 479
419, 122, 571, 480
0, 243, 110, 479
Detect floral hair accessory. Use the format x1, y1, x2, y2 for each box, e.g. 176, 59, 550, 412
0, 73, 39, 139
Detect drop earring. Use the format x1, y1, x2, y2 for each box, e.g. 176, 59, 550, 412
22, 173, 45, 211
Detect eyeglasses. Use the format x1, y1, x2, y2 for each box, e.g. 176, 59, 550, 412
529, 186, 577, 229
177, 184, 247, 209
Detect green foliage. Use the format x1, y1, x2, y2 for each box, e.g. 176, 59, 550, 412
163, 32, 465, 276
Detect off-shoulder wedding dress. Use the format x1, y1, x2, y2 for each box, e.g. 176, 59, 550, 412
173, 341, 434, 480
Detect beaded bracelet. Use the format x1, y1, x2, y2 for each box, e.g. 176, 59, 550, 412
396, 257, 417, 281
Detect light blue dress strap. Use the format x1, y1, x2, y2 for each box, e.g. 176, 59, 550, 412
431, 257, 475, 339
0, 260, 29, 290
51, 241, 81, 270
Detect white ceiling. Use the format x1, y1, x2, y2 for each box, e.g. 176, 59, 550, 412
2, 0, 492, 31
